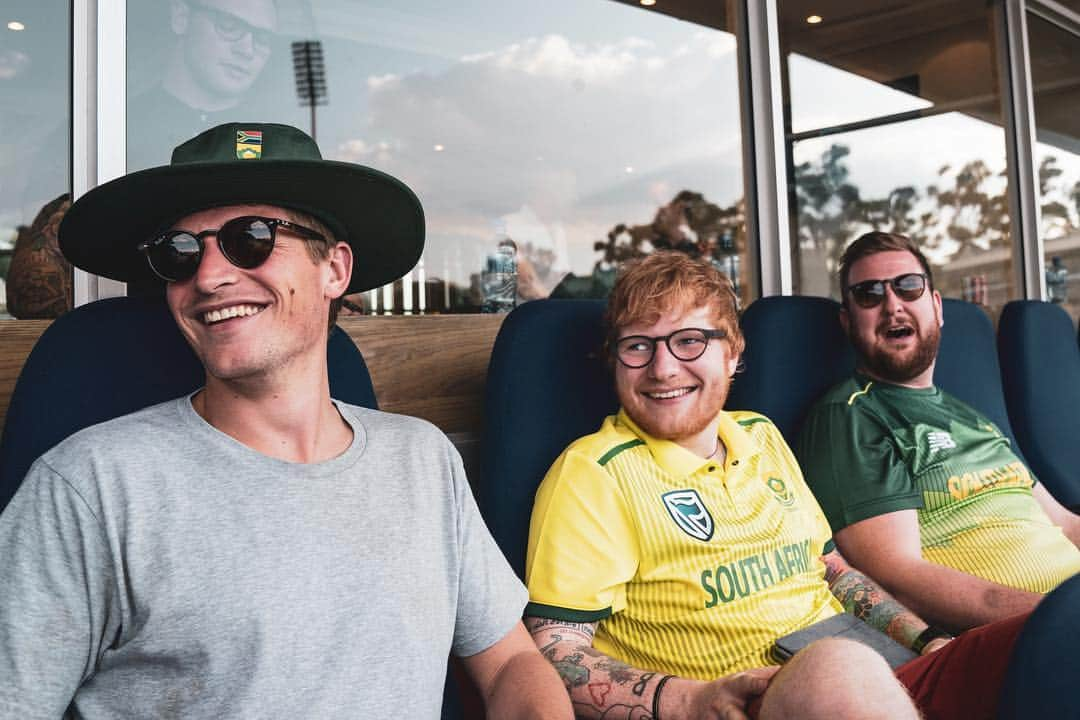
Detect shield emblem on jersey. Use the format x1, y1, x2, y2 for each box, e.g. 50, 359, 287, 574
661, 489, 714, 541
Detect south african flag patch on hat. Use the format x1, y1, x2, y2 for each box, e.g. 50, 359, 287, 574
236, 130, 263, 159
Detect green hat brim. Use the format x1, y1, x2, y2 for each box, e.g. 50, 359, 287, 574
59, 158, 424, 294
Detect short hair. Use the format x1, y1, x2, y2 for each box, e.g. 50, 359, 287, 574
278, 206, 345, 329
838, 231, 934, 306
605, 251, 744, 361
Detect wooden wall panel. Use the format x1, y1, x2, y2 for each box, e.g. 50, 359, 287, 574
0, 321, 50, 434
338, 314, 504, 434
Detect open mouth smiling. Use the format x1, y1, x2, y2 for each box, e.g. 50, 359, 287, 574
644, 386, 697, 400
202, 304, 266, 325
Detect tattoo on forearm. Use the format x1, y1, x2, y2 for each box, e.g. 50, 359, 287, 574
632, 672, 656, 696
828, 566, 923, 647
526, 617, 663, 719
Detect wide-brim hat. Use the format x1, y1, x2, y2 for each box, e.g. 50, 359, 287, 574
59, 122, 424, 294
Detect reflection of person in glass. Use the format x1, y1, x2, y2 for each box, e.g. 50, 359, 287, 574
129, 0, 278, 171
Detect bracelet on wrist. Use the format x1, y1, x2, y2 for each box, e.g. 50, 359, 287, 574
652, 674, 674, 720
911, 625, 952, 653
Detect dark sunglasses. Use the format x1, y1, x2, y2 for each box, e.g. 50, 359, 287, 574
137, 216, 324, 283
614, 328, 727, 369
846, 273, 928, 308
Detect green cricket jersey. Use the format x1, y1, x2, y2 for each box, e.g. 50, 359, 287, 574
797, 375, 1080, 593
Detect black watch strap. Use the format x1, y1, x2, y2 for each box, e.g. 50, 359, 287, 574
911, 625, 951, 653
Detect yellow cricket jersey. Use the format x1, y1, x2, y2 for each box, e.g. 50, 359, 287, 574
526, 409, 844, 679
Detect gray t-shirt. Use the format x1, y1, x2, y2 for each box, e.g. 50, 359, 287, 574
0, 396, 526, 719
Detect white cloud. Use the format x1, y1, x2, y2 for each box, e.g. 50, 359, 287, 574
329, 31, 744, 280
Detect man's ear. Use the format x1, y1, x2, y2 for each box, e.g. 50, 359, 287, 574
325, 242, 353, 300
170, 0, 191, 35
933, 289, 944, 328
839, 304, 850, 334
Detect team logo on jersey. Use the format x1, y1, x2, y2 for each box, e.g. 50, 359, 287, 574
927, 431, 957, 454
766, 477, 796, 507
662, 489, 714, 541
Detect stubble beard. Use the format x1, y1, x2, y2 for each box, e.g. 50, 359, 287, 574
619, 379, 729, 443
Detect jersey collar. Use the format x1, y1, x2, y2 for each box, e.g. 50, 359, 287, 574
615, 408, 761, 479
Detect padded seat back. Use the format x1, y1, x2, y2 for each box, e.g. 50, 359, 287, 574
935, 299, 1020, 451
997, 301, 1080, 509
725, 296, 853, 445
0, 295, 377, 509
478, 299, 616, 578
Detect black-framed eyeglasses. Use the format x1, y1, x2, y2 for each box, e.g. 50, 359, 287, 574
614, 328, 727, 369
189, 1, 273, 51
846, 273, 928, 309
137, 216, 324, 283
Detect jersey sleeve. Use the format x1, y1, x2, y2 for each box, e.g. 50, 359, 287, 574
524, 446, 638, 622
797, 399, 923, 532
0, 459, 120, 718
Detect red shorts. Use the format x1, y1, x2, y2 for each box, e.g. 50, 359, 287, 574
748, 611, 1029, 720
894, 611, 1028, 720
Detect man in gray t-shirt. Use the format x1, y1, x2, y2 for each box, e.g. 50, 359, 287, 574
0, 122, 570, 719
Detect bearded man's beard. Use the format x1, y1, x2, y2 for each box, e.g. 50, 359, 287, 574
851, 321, 940, 383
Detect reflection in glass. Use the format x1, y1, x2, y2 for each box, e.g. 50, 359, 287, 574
127, 0, 747, 313
1028, 12, 1080, 327
0, 2, 72, 318
127, 0, 288, 172
782, 0, 1015, 319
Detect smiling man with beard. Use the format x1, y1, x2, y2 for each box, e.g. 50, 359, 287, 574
798, 231, 1080, 636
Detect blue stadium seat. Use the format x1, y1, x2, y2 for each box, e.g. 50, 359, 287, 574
478, 298, 616, 578
997, 572, 1080, 719
725, 296, 853, 445
997, 300, 1080, 510
0, 295, 377, 510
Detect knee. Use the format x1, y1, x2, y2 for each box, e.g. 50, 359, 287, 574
759, 638, 917, 720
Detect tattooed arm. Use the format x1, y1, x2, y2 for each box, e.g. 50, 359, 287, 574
821, 549, 952, 654
524, 616, 776, 720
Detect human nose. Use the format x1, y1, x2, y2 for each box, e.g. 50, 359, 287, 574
231, 30, 256, 57
648, 338, 681, 378
191, 236, 238, 293
878, 281, 906, 314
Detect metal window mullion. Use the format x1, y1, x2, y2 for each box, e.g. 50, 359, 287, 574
1027, 0, 1080, 34
72, 0, 127, 307
736, 0, 791, 298
998, 0, 1046, 300
71, 0, 96, 306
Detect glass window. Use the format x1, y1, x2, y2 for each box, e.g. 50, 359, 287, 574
126, 0, 747, 313
782, 0, 1015, 319
0, 2, 72, 319
1028, 12, 1080, 327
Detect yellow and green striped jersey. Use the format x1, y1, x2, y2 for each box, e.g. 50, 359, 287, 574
526, 409, 843, 679
797, 375, 1080, 592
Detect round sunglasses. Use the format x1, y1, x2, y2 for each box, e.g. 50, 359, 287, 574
845, 272, 928, 308
137, 216, 325, 283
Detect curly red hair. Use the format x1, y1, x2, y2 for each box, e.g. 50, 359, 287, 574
604, 251, 744, 361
